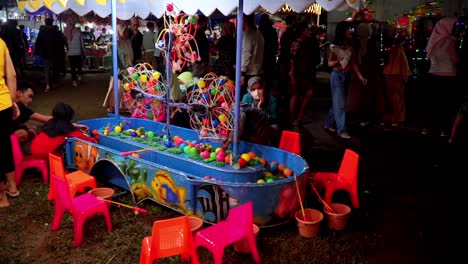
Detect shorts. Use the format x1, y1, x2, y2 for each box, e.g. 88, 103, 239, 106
0, 107, 15, 180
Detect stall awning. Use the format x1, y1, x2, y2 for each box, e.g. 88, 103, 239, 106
17, 0, 361, 19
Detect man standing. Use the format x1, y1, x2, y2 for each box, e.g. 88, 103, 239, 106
142, 22, 157, 69
192, 14, 209, 77
241, 14, 264, 96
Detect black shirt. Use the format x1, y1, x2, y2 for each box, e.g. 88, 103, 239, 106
13, 103, 34, 130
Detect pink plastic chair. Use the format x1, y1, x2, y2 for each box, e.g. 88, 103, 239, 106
312, 149, 360, 208
140, 216, 199, 264
10, 133, 48, 186
50, 174, 112, 247
194, 201, 261, 264
279, 130, 301, 155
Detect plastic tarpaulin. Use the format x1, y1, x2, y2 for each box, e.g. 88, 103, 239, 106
17, 0, 361, 18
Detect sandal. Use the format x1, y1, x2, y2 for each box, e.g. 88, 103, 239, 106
5, 190, 19, 198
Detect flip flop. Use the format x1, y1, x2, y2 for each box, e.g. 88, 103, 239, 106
5, 190, 20, 198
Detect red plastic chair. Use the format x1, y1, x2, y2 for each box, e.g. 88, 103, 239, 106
10, 133, 48, 186
140, 215, 199, 264
279, 130, 301, 155
194, 201, 261, 264
312, 149, 360, 208
50, 173, 112, 247
48, 153, 97, 200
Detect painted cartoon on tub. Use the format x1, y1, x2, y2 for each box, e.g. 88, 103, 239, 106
196, 184, 239, 223
151, 170, 188, 213
74, 141, 99, 172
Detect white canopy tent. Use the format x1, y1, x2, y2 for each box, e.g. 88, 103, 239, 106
17, 0, 361, 18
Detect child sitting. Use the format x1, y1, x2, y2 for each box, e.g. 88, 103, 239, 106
31, 102, 96, 160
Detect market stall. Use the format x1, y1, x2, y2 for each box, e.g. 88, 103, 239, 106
15, 0, 363, 227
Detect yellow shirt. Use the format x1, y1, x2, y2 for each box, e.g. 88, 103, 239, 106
0, 39, 12, 111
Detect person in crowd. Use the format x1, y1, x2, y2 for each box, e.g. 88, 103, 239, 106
422, 17, 460, 137
324, 22, 367, 139
448, 102, 467, 144
259, 13, 278, 92
241, 14, 264, 95
19, 25, 29, 71
192, 14, 210, 77
278, 14, 297, 99
13, 82, 89, 143
347, 18, 383, 127
64, 16, 85, 87
96, 27, 107, 45
131, 21, 143, 64
382, 28, 411, 127
154, 19, 164, 75
288, 22, 320, 126
117, 21, 134, 68
34, 18, 67, 91
242, 76, 278, 128
0, 37, 19, 207
0, 20, 25, 77
142, 22, 157, 69
214, 21, 236, 79
30, 102, 94, 160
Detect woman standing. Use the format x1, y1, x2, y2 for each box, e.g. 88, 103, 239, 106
64, 16, 85, 87
324, 22, 367, 139
422, 17, 459, 136
0, 38, 19, 208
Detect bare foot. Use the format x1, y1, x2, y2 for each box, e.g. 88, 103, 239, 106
0, 192, 9, 208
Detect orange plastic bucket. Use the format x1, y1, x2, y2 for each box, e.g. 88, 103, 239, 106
324, 203, 351, 231
89, 188, 115, 207
295, 209, 323, 238
188, 216, 204, 235
234, 224, 260, 253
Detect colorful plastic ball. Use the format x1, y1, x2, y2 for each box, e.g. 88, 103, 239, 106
201, 151, 211, 159
131, 132, 138, 137
283, 168, 292, 177
166, 3, 174, 11
127, 67, 135, 74
211, 89, 218, 96
266, 178, 274, 183
218, 114, 227, 123
200, 129, 208, 137
153, 71, 161, 80
123, 83, 131, 91
163, 135, 167, 140
238, 158, 247, 168
203, 118, 210, 127
264, 171, 273, 178
278, 164, 285, 172
189, 147, 199, 156
204, 175, 211, 180
184, 146, 191, 154
131, 153, 141, 158
259, 158, 267, 167
257, 179, 265, 183
221, 102, 228, 109
217, 149, 225, 157
192, 140, 199, 145
147, 131, 155, 138
198, 79, 205, 88
113, 126, 122, 133
210, 152, 217, 159
164, 140, 172, 148
216, 155, 224, 162
139, 75, 148, 83
132, 73, 139, 80
247, 152, 256, 159
92, 129, 98, 136
215, 147, 223, 153
147, 113, 154, 119
212, 119, 219, 128
240, 153, 251, 162
224, 155, 231, 164
179, 143, 187, 151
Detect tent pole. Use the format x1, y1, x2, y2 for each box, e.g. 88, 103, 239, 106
111, 0, 120, 119
233, 0, 244, 160
165, 16, 173, 140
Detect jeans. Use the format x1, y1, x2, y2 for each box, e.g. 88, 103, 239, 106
324, 69, 350, 134
68, 55, 83, 81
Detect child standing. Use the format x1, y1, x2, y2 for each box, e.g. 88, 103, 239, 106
31, 102, 95, 160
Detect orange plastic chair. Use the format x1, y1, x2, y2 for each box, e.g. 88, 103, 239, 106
194, 201, 261, 264
10, 133, 48, 186
50, 173, 112, 247
140, 215, 199, 264
48, 153, 97, 200
279, 130, 301, 155
312, 149, 360, 208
